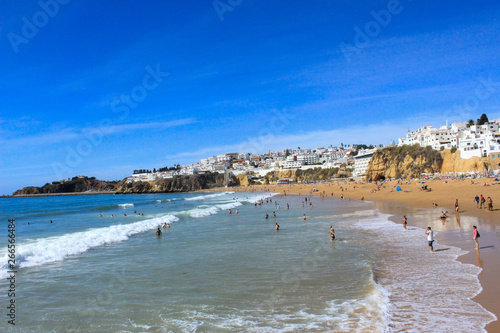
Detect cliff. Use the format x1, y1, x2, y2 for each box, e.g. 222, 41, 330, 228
263, 167, 343, 184
365, 146, 493, 181
13, 177, 118, 196
439, 149, 491, 173
13, 173, 235, 196
114, 173, 233, 194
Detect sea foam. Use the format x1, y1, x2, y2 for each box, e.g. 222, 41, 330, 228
0, 214, 178, 279
118, 203, 134, 208
344, 211, 496, 332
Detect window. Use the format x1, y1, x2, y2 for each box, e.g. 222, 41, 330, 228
493, 155, 496, 159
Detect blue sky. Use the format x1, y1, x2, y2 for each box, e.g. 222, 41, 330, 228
1, 0, 499, 194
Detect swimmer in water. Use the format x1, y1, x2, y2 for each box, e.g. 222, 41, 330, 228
275, 223, 279, 231
156, 228, 162, 236
303, 214, 307, 221
265, 213, 269, 220
330, 226, 336, 240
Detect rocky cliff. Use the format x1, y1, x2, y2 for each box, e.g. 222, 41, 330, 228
114, 173, 232, 194
14, 173, 234, 195
13, 177, 118, 195
365, 146, 493, 181
263, 167, 343, 184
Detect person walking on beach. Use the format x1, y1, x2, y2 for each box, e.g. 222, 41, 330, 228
454, 199, 459, 213
473, 225, 480, 250
425, 227, 434, 252
402, 215, 407, 230
480, 195, 485, 209
475, 195, 480, 209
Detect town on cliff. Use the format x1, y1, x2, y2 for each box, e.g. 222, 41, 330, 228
12, 114, 500, 195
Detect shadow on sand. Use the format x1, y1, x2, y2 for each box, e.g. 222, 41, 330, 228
434, 248, 451, 252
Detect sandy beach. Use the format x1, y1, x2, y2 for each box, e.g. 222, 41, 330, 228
214, 178, 500, 331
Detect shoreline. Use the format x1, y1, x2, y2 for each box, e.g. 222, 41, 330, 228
208, 179, 500, 331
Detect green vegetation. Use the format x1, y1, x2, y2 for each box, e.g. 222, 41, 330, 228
349, 144, 374, 156
476, 113, 489, 125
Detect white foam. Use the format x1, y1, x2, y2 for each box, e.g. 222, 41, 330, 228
0, 214, 178, 279
186, 202, 243, 218
155, 286, 389, 333
343, 211, 496, 332
335, 209, 378, 219
325, 279, 390, 333
118, 203, 134, 208
184, 192, 235, 201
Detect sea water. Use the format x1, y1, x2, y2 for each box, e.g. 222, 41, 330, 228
0, 192, 495, 332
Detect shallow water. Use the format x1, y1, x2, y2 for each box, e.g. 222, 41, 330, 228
0, 192, 494, 332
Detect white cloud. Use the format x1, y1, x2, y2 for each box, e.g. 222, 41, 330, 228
0, 118, 197, 149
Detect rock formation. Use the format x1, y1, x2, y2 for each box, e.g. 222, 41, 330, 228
365, 146, 495, 181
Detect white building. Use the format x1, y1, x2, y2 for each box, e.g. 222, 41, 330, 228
353, 149, 378, 177
458, 122, 500, 158
297, 154, 319, 165
398, 121, 466, 150
283, 160, 304, 169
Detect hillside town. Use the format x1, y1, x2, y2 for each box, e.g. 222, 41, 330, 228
127, 115, 500, 184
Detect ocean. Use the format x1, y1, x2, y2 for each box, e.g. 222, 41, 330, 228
0, 191, 495, 332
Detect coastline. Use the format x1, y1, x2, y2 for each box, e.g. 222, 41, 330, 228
208, 179, 500, 331
5, 191, 117, 198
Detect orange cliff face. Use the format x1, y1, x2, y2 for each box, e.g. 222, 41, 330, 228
365, 148, 495, 181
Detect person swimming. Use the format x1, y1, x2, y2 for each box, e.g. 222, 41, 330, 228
156, 227, 162, 236
275, 223, 279, 230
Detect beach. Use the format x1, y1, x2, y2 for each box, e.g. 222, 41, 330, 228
0, 189, 496, 331
221, 178, 500, 331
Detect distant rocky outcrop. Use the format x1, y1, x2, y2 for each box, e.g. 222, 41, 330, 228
365, 145, 493, 181
114, 173, 234, 194
263, 167, 344, 184
13, 176, 118, 196
13, 173, 240, 196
